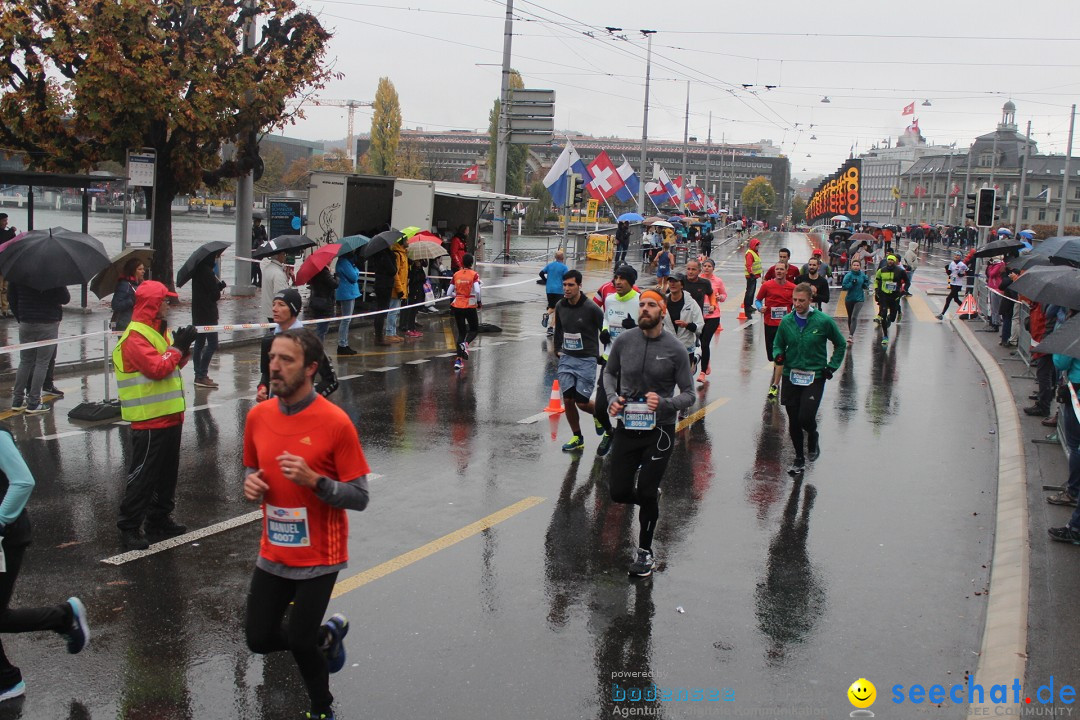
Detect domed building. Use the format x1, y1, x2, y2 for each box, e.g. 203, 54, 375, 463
897, 101, 1079, 229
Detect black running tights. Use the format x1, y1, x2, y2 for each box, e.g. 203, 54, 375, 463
608, 424, 675, 551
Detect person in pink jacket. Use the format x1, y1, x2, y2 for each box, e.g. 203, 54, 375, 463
698, 257, 728, 383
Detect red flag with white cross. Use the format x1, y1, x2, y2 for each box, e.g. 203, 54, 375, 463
461, 164, 479, 183
585, 151, 624, 200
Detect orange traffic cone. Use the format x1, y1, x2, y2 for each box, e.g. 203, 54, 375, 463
737, 306, 747, 321
544, 380, 565, 414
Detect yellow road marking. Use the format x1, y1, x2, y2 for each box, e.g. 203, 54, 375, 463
443, 324, 456, 350
331, 496, 546, 599
675, 397, 729, 432
834, 291, 848, 317
351, 346, 446, 358
906, 293, 938, 323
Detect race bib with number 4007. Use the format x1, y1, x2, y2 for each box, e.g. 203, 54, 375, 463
265, 505, 310, 547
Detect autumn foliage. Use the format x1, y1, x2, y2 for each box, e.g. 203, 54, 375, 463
0, 0, 335, 286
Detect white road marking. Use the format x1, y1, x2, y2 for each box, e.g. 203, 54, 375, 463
371, 366, 399, 372
37, 430, 87, 441
338, 373, 363, 380
189, 403, 222, 412
436, 353, 457, 358
102, 474, 384, 565
518, 411, 557, 424
405, 359, 430, 365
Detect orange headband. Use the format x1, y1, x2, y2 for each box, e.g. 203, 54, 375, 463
640, 289, 666, 310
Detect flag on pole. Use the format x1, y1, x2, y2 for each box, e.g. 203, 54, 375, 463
614, 160, 641, 202
585, 151, 624, 200
461, 164, 479, 183
542, 141, 592, 205
902, 102, 915, 116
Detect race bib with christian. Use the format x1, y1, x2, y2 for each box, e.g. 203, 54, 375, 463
265, 505, 310, 547
623, 401, 657, 431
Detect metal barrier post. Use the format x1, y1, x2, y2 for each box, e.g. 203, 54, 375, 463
103, 320, 111, 401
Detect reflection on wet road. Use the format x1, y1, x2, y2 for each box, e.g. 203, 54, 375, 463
0, 234, 997, 719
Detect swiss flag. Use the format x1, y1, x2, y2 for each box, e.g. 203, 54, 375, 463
461, 164, 479, 183
585, 151, 624, 200
902, 102, 915, 116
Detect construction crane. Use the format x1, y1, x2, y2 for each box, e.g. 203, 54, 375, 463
309, 99, 374, 160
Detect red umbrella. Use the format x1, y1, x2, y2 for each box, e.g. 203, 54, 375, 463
294, 243, 340, 286
408, 231, 443, 245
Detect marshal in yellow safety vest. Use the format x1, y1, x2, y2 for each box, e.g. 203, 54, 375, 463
113, 321, 186, 422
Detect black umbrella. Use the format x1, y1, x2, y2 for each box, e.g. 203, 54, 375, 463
1031, 236, 1080, 260
252, 234, 317, 259
362, 229, 404, 258
0, 226, 110, 291
1007, 254, 1051, 272
1031, 313, 1080, 357
1009, 266, 1080, 309
176, 241, 230, 287
973, 238, 1026, 259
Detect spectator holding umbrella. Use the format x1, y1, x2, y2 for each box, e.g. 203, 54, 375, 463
306, 265, 337, 343
335, 252, 360, 355
0, 214, 15, 318
9, 283, 68, 414
251, 214, 267, 288
190, 250, 226, 389
110, 258, 145, 331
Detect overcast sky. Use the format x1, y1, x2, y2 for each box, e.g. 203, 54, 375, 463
284, 0, 1080, 181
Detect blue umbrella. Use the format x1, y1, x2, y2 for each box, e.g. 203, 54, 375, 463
667, 215, 683, 222
337, 234, 370, 256
997, 228, 1013, 237
618, 212, 644, 222
1019, 229, 1036, 239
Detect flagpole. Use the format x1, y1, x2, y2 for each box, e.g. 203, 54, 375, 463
681, 81, 690, 215
1016, 120, 1032, 229
636, 30, 656, 215
1058, 104, 1075, 237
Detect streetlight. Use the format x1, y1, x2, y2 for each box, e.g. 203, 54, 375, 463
636, 29, 657, 214
821, 96, 831, 103
922, 99, 932, 106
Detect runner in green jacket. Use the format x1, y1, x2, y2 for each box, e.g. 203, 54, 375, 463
772, 283, 847, 475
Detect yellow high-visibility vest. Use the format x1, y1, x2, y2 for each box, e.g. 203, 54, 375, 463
113, 321, 185, 422
745, 249, 762, 277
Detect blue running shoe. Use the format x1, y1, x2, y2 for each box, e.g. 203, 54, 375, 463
561, 435, 585, 452
65, 597, 89, 654
321, 614, 349, 674
0, 679, 25, 702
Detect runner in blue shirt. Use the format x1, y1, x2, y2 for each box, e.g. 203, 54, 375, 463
539, 250, 569, 334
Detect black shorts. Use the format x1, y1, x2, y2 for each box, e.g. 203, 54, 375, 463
546, 293, 562, 309
764, 323, 779, 362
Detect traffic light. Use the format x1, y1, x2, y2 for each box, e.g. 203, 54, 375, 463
572, 173, 585, 205
965, 193, 978, 222
994, 196, 1004, 223
566, 175, 577, 206
976, 187, 996, 227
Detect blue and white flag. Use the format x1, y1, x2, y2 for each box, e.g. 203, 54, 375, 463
614, 160, 641, 203
543, 141, 592, 205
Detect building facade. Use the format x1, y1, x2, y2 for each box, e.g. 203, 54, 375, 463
356, 129, 791, 219
859, 143, 954, 223
897, 102, 1080, 229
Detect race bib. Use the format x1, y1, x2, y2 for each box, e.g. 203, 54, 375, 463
623, 401, 656, 431
770, 306, 787, 320
884, 281, 897, 293
265, 505, 310, 547
562, 332, 583, 351
609, 326, 623, 340
790, 369, 815, 386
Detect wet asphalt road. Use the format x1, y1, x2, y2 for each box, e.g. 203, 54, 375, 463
0, 234, 997, 719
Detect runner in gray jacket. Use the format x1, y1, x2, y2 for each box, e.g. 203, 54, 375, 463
603, 289, 695, 577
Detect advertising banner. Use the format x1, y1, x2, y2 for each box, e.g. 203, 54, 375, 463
806, 159, 861, 225
268, 198, 304, 240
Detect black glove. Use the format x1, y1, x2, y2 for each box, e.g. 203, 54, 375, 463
599, 329, 611, 345
685, 322, 697, 333
823, 368, 834, 380
218, 280, 227, 291
621, 315, 637, 329
172, 325, 198, 355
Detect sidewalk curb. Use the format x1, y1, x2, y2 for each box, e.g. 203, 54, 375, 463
950, 316, 1028, 714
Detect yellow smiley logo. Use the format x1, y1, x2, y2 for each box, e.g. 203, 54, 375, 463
848, 678, 876, 709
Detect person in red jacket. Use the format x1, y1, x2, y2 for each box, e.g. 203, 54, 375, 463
450, 225, 469, 272
1025, 301, 1055, 418
756, 263, 795, 400
114, 281, 198, 550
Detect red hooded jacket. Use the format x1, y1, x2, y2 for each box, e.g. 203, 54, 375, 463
117, 281, 188, 430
